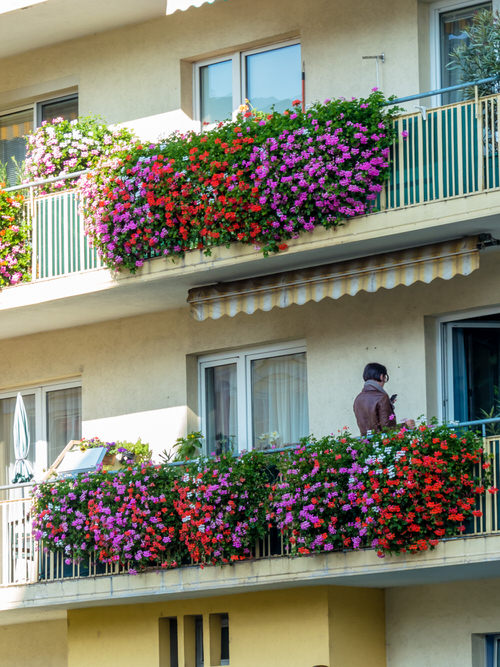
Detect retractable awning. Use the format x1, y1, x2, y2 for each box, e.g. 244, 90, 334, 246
166, 0, 225, 14
187, 237, 480, 321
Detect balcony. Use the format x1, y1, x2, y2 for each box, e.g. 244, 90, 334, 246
0, 423, 499, 617
3, 90, 499, 284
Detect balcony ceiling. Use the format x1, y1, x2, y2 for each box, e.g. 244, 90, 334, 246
0, 0, 169, 59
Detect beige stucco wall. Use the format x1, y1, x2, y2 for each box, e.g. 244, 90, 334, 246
0, 248, 498, 457
386, 578, 500, 667
0, 0, 420, 128
0, 618, 67, 667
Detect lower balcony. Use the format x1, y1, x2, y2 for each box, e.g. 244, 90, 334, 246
1, 423, 499, 620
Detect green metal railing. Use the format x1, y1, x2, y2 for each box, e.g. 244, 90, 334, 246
34, 189, 102, 278
381, 92, 500, 210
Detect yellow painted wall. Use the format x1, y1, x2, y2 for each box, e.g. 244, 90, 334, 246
0, 619, 67, 667
67, 586, 385, 667
67, 588, 331, 667
0, 248, 498, 455
0, 0, 419, 125
329, 588, 386, 667
386, 577, 500, 667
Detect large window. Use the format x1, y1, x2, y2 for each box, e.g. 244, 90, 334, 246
0, 382, 81, 485
443, 314, 500, 424
199, 342, 309, 454
195, 41, 301, 123
434, 1, 492, 105
0, 93, 78, 186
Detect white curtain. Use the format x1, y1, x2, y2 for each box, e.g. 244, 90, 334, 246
46, 387, 82, 465
251, 353, 308, 448
205, 364, 238, 454
0, 394, 35, 486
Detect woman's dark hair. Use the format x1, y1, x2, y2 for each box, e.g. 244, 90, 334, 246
363, 362, 389, 382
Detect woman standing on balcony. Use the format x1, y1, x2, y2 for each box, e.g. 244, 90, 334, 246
353, 362, 415, 436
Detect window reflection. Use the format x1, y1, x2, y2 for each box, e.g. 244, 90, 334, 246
245, 43, 301, 113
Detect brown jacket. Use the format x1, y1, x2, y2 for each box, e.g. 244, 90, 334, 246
353, 381, 396, 436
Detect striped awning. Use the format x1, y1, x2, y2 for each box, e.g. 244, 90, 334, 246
187, 237, 480, 321
166, 0, 225, 14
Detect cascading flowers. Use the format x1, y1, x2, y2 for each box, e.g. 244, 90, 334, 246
81, 90, 399, 270
24, 116, 135, 193
0, 187, 30, 287
32, 422, 495, 575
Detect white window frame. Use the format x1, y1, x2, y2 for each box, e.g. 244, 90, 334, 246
198, 340, 307, 453
0, 379, 81, 483
193, 39, 301, 122
429, 0, 497, 106
0, 93, 78, 134
436, 305, 500, 422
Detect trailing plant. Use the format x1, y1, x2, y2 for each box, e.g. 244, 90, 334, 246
24, 116, 135, 193
33, 422, 494, 574
81, 91, 399, 271
0, 187, 31, 287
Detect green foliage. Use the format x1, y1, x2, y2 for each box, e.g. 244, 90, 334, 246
160, 431, 204, 462
448, 9, 500, 98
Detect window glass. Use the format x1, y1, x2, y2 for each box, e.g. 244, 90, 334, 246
0, 109, 33, 186
440, 2, 491, 104
46, 386, 81, 465
220, 614, 229, 665
251, 352, 308, 449
0, 394, 36, 485
452, 324, 500, 423
205, 363, 237, 455
245, 43, 301, 113
195, 616, 204, 667
39, 95, 78, 125
200, 59, 232, 123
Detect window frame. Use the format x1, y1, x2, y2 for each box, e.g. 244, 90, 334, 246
0, 92, 78, 183
436, 305, 500, 422
0, 379, 81, 483
198, 340, 308, 453
429, 0, 495, 106
193, 38, 301, 123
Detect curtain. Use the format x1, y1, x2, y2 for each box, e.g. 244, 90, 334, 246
46, 387, 82, 466
0, 394, 36, 486
251, 352, 308, 448
205, 364, 238, 454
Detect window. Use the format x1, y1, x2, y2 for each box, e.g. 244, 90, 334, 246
209, 613, 229, 666
432, 1, 491, 105
486, 634, 500, 666
442, 314, 500, 424
159, 617, 179, 667
199, 342, 309, 454
195, 41, 301, 123
0, 93, 78, 185
0, 382, 81, 485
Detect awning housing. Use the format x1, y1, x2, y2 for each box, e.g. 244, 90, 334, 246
187, 237, 480, 321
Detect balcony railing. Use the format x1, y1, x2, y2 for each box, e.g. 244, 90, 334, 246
1, 423, 499, 588
3, 88, 500, 282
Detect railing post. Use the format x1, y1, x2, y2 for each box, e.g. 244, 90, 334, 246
29, 185, 37, 281
475, 85, 485, 193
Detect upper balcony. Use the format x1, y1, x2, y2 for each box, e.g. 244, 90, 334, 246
1, 86, 499, 339
0, 419, 499, 623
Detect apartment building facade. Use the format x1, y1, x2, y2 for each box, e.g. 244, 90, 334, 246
1, 0, 500, 665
